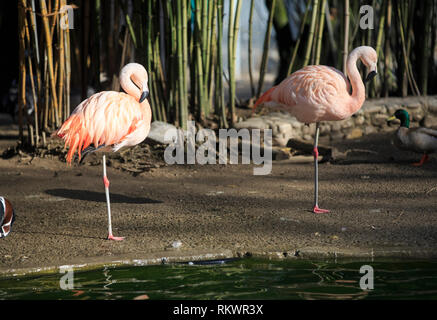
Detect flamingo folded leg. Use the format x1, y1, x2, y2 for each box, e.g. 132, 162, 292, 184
412, 154, 429, 167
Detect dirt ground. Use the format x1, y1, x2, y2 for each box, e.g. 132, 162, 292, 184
1, 123, 437, 274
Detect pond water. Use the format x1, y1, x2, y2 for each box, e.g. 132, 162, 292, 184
1, 258, 437, 300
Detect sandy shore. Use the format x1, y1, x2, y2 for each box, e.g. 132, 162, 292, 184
1, 132, 437, 276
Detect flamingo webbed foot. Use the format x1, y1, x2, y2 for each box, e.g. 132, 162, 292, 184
412, 154, 429, 167
107, 234, 125, 241
313, 205, 330, 214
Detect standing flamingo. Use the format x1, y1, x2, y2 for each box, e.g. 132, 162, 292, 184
53, 63, 152, 240
254, 46, 377, 213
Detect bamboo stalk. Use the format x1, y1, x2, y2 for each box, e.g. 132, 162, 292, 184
248, 0, 255, 96
303, 0, 319, 67
383, 0, 392, 97
58, 9, 65, 126
23, 5, 39, 146
195, 0, 206, 121
216, 0, 227, 128
204, 0, 215, 109
64, 0, 71, 118
18, 0, 26, 141
396, 1, 420, 96
256, 0, 276, 99
227, 0, 235, 121
420, 0, 432, 95
286, 1, 310, 75
228, 0, 242, 125
375, 1, 386, 57
314, 0, 326, 65
342, 0, 349, 73
119, 0, 137, 48
176, 0, 187, 128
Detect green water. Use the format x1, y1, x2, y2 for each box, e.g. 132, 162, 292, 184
1, 258, 437, 300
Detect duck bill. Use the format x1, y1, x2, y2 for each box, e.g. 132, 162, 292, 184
365, 70, 377, 83
387, 116, 396, 125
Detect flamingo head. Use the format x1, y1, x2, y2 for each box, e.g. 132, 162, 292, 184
120, 63, 149, 102
359, 46, 378, 83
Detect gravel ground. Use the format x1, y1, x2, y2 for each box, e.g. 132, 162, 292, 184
1, 129, 437, 275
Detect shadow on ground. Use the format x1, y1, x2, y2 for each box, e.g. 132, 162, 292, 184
45, 188, 162, 204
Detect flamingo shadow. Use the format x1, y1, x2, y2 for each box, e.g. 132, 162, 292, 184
45, 189, 162, 204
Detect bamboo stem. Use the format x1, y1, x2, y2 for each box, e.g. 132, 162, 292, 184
314, 0, 326, 65
303, 0, 319, 67
343, 0, 349, 73
287, 2, 310, 75
256, 0, 276, 98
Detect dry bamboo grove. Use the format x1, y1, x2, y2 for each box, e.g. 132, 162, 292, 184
16, 0, 437, 148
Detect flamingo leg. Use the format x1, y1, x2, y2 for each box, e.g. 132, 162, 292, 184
412, 154, 429, 167
103, 155, 124, 241
312, 123, 330, 214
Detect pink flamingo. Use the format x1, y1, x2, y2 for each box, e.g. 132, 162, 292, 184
254, 46, 377, 213
53, 63, 152, 240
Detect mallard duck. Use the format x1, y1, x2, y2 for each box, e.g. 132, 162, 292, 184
0, 196, 15, 238
387, 109, 437, 166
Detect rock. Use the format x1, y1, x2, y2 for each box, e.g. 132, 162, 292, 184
277, 122, 292, 135
318, 124, 330, 136
290, 119, 303, 129
371, 114, 388, 126
341, 118, 355, 129
330, 122, 342, 132
274, 147, 293, 160
423, 115, 437, 128
364, 104, 386, 114
274, 133, 293, 147
386, 104, 403, 115
427, 98, 437, 114
364, 126, 377, 135
404, 101, 421, 109
235, 117, 269, 130
303, 134, 313, 141
354, 115, 365, 125
147, 121, 179, 144
411, 109, 425, 122
302, 125, 311, 135
330, 132, 345, 141
346, 128, 363, 139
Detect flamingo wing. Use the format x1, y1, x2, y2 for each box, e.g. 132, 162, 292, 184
273, 65, 349, 107
55, 91, 146, 163
255, 65, 351, 122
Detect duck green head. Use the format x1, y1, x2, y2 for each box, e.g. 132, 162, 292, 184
387, 109, 410, 128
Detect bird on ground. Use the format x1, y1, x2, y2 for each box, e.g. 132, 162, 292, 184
0, 196, 15, 238
387, 109, 437, 166
254, 46, 378, 213
53, 63, 152, 240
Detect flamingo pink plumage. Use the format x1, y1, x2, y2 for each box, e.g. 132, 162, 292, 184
254, 46, 378, 213
54, 63, 152, 240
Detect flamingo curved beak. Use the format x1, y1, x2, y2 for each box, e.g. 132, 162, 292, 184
365, 70, 377, 83
139, 89, 149, 103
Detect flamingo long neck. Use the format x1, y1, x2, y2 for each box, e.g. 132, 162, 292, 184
120, 69, 141, 100
346, 48, 366, 113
